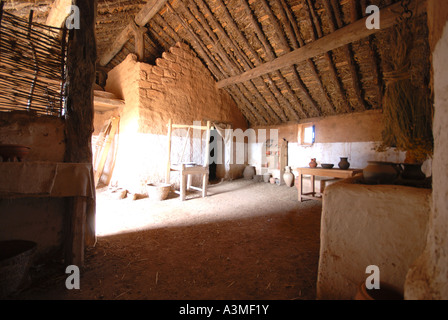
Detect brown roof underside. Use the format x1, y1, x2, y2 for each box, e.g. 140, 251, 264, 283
4, 0, 431, 127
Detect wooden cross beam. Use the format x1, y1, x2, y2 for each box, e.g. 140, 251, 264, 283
98, 0, 168, 66
216, 0, 426, 89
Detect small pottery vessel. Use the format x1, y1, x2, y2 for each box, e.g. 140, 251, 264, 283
0, 144, 31, 162
243, 165, 256, 180
309, 158, 317, 168
338, 157, 350, 170
263, 173, 272, 183
363, 161, 401, 184
401, 163, 425, 180
354, 281, 403, 300
283, 166, 294, 187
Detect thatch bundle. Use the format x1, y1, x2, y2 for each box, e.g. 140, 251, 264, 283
378, 16, 433, 163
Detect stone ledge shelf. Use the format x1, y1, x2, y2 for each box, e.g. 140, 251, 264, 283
0, 162, 94, 266
316, 176, 431, 300
94, 90, 125, 113
0, 162, 94, 198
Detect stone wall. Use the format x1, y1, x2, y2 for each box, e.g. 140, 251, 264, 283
104, 43, 247, 193
248, 110, 431, 182
317, 178, 431, 299
404, 1, 448, 300
0, 111, 66, 261
0, 111, 65, 162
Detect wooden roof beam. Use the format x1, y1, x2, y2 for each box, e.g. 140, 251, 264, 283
45, 0, 73, 29
216, 0, 426, 89
323, 0, 367, 111
98, 0, 168, 67
305, 0, 351, 113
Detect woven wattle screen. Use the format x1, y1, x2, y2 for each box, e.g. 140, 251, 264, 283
0, 6, 68, 117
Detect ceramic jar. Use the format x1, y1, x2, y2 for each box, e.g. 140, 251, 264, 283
338, 157, 350, 170
243, 165, 256, 180
401, 163, 425, 180
363, 161, 401, 184
263, 173, 272, 183
283, 166, 294, 187
309, 158, 317, 168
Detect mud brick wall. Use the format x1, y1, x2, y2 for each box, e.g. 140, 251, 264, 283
105, 43, 248, 193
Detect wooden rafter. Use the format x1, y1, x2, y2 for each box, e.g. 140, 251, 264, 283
212, 0, 286, 123
304, 0, 351, 113
357, 0, 383, 109
323, 0, 367, 111
272, 0, 335, 113
240, 0, 308, 119
216, 0, 425, 90
99, 0, 168, 66
192, 0, 282, 123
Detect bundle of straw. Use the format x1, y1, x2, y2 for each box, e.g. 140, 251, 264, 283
379, 17, 433, 163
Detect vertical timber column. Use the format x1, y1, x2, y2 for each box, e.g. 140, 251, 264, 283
64, 0, 97, 266
131, 22, 146, 61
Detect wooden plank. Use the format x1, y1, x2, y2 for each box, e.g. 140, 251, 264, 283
165, 119, 172, 184
94, 95, 125, 107
45, 0, 73, 29
94, 117, 119, 187
94, 90, 120, 100
216, 0, 425, 88
99, 0, 168, 66
172, 124, 209, 130
134, 0, 169, 27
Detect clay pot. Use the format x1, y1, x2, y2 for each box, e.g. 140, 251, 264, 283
0, 144, 31, 162
338, 157, 350, 170
309, 158, 317, 168
354, 282, 403, 300
401, 163, 426, 180
243, 165, 256, 180
0, 240, 37, 298
146, 183, 171, 201
363, 161, 401, 184
283, 166, 294, 187
263, 173, 272, 183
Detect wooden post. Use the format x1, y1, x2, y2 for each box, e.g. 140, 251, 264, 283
64, 0, 97, 266
166, 119, 172, 184
94, 117, 119, 187
202, 121, 211, 197
180, 164, 187, 201
131, 21, 146, 61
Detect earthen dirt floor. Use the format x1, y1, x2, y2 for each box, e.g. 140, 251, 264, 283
13, 179, 322, 300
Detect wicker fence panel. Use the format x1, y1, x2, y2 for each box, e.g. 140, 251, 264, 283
0, 6, 67, 117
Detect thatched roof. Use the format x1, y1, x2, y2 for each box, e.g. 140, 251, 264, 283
4, 0, 431, 126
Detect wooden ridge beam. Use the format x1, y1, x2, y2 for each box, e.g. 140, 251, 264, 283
216, 0, 425, 89
99, 0, 168, 66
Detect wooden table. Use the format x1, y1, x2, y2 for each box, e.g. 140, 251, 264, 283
296, 167, 363, 202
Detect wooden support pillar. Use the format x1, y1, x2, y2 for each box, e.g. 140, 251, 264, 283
64, 0, 97, 266
131, 22, 146, 61
166, 119, 172, 184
